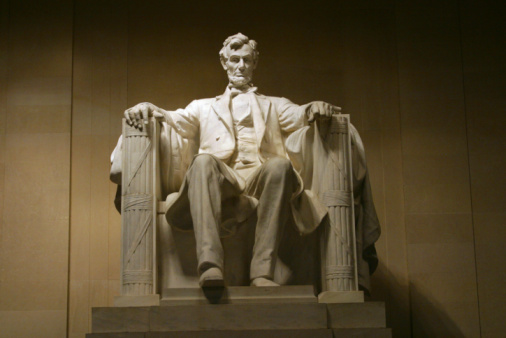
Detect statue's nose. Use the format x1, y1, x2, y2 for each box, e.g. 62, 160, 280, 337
238, 59, 245, 69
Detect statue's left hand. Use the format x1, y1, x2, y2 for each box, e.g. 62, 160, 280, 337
124, 102, 165, 130
307, 101, 341, 123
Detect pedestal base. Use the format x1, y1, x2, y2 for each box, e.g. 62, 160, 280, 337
87, 328, 392, 337
89, 301, 389, 336
318, 291, 364, 303
92, 287, 389, 337
161, 285, 316, 305
114, 294, 160, 307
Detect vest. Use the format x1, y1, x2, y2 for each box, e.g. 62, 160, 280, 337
230, 93, 261, 180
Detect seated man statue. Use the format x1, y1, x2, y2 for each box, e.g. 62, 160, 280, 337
122, 33, 369, 289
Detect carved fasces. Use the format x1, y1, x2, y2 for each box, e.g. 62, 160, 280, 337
319, 115, 358, 292
120, 118, 159, 296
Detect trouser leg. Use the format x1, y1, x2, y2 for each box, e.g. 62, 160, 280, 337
186, 154, 238, 274
249, 157, 297, 280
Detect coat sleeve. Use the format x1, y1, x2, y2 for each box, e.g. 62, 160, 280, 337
163, 100, 200, 139
275, 97, 309, 133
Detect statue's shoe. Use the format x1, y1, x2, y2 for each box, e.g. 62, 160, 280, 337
250, 277, 280, 287
199, 267, 224, 288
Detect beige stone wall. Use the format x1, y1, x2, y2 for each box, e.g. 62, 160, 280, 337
0, 0, 73, 337
396, 2, 480, 336
0, 1, 504, 337
460, 2, 506, 336
67, 2, 127, 337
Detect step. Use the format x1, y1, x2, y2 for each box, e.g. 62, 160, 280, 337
161, 285, 317, 305
86, 328, 392, 338
327, 302, 387, 328
92, 303, 327, 333
92, 302, 386, 333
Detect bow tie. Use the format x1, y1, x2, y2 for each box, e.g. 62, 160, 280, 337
229, 84, 257, 98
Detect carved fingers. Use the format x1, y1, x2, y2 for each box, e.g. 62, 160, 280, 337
307, 101, 342, 123
124, 102, 158, 130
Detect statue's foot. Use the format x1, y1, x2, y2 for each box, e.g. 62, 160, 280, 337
199, 267, 224, 288
250, 277, 280, 287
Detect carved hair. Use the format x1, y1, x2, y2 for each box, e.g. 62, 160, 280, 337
219, 33, 259, 63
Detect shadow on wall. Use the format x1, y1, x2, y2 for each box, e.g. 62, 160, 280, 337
371, 261, 466, 337
409, 281, 467, 338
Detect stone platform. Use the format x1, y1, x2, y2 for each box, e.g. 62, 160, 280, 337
88, 287, 391, 338
161, 285, 317, 305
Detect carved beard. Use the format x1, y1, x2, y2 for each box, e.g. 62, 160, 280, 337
228, 75, 252, 88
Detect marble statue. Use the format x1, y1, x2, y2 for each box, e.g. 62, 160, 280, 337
111, 33, 380, 302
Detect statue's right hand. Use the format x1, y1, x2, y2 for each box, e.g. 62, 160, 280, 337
124, 102, 161, 130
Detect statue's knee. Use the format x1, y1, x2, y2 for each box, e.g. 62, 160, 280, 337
263, 157, 293, 177
193, 154, 216, 167
189, 154, 219, 175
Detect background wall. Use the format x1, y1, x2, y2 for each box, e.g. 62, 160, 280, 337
0, 0, 72, 336
0, 0, 504, 337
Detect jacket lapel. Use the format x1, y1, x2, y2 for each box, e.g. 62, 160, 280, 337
253, 94, 286, 158
250, 94, 270, 149
211, 89, 235, 138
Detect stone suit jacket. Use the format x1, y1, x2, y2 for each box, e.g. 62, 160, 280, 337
161, 88, 328, 236
166, 89, 307, 166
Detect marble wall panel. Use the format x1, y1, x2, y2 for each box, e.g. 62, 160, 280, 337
0, 310, 67, 338
0, 1, 72, 337
69, 31, 97, 335
0, 0, 6, 140
0, 0, 6, 297
68, 1, 128, 337
3, 139, 70, 226
108, 279, 121, 306
7, 105, 71, 134
406, 213, 474, 244
0, 248, 68, 282
395, 0, 480, 336
68, 279, 90, 337
473, 213, 506, 337
460, 1, 506, 336
90, 279, 110, 308
89, 135, 112, 280
0, 136, 4, 167
0, 278, 68, 311
69, 135, 92, 281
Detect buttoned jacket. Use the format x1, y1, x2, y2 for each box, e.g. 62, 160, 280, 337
161, 88, 329, 236
165, 88, 309, 165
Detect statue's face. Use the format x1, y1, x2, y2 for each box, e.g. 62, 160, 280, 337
223, 44, 256, 87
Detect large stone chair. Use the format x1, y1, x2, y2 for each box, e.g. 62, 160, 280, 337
110, 114, 380, 305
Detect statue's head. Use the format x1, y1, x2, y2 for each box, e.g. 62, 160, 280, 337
219, 33, 258, 88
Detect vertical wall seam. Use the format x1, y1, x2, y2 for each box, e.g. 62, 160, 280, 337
88, 6, 94, 331
66, 0, 76, 337
0, 0, 11, 321
392, 1, 414, 336
456, 0, 482, 336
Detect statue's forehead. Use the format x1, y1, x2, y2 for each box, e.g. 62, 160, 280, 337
228, 44, 254, 57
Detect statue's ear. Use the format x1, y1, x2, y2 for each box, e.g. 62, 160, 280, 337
220, 57, 228, 70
